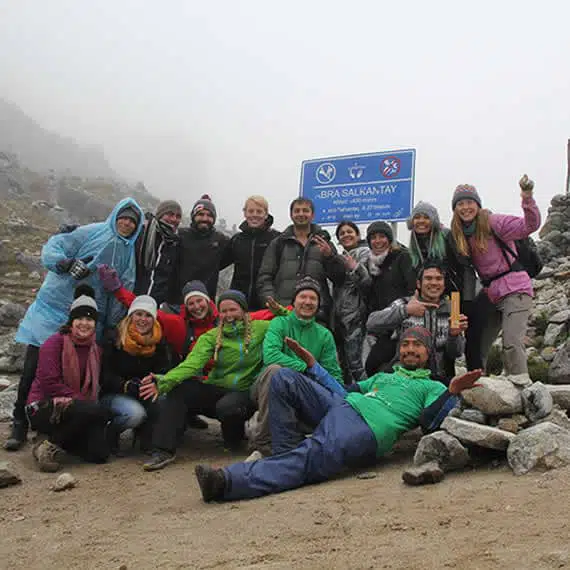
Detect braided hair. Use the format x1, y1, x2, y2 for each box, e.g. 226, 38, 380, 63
213, 312, 252, 364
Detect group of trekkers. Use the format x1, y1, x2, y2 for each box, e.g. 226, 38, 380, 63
3, 174, 541, 501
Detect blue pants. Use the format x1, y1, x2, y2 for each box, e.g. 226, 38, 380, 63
100, 394, 148, 431
223, 369, 377, 500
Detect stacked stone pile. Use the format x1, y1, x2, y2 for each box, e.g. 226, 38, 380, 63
404, 373, 570, 483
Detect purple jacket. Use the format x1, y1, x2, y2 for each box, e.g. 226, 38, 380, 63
470, 197, 541, 304
27, 332, 95, 404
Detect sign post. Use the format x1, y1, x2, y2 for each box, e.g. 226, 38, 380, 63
300, 149, 415, 226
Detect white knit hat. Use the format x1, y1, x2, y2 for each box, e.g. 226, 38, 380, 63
128, 295, 158, 319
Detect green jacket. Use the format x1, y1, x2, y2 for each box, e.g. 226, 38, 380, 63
263, 312, 343, 384
157, 319, 270, 394
346, 365, 446, 456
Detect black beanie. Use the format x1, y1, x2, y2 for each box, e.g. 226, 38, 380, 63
68, 284, 99, 323
366, 221, 393, 245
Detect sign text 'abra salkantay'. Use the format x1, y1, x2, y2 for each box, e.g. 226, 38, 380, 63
299, 149, 415, 225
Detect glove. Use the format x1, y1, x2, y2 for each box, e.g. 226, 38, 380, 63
55, 258, 74, 274
124, 378, 141, 399
97, 264, 122, 292
69, 257, 93, 280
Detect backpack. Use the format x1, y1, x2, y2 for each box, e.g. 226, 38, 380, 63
481, 232, 543, 286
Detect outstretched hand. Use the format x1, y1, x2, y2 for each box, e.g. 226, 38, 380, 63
285, 337, 317, 368
266, 296, 285, 314
97, 264, 122, 292
449, 369, 483, 395
407, 293, 439, 317
519, 174, 534, 197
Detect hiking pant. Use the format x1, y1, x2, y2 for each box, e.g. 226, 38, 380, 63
248, 364, 282, 456
464, 292, 495, 371
12, 345, 40, 425
152, 380, 255, 452
479, 293, 532, 375
223, 369, 377, 500
100, 393, 159, 431
337, 323, 367, 384
26, 399, 112, 463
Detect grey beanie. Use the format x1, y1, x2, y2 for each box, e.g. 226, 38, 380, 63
156, 200, 182, 220
406, 201, 441, 230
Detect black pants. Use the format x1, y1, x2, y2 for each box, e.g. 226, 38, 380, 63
27, 399, 112, 463
464, 292, 495, 371
152, 380, 255, 452
13, 345, 40, 424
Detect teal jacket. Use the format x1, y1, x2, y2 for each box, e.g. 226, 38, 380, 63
263, 311, 343, 384
157, 319, 270, 394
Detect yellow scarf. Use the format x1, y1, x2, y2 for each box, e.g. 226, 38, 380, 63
122, 320, 162, 357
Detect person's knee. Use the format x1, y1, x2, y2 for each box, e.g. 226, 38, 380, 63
270, 368, 300, 397
216, 396, 252, 421
108, 396, 147, 429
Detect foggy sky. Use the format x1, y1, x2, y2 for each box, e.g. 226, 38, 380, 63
1, 0, 569, 233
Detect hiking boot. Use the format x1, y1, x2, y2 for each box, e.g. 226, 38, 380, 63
187, 415, 208, 430
244, 450, 264, 463
32, 440, 63, 473
143, 449, 176, 471
4, 421, 28, 451
195, 464, 226, 502
402, 461, 445, 486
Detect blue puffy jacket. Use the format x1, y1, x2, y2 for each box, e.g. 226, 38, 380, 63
16, 198, 144, 347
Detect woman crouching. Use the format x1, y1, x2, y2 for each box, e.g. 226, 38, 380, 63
26, 286, 111, 472
100, 295, 173, 454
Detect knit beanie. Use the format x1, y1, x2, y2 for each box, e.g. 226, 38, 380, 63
366, 221, 393, 245
69, 284, 98, 323
182, 280, 211, 305
155, 200, 182, 221
292, 276, 321, 305
452, 184, 482, 210
400, 326, 433, 355
217, 289, 248, 312
117, 204, 141, 224
406, 201, 441, 230
128, 295, 158, 319
191, 194, 217, 223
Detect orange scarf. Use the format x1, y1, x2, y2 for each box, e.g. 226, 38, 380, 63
122, 320, 163, 357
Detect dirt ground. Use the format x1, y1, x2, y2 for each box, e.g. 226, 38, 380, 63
1, 421, 570, 570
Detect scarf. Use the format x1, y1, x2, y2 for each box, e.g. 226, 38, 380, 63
368, 250, 390, 276
61, 333, 101, 401
138, 216, 179, 271
461, 221, 477, 238
122, 320, 163, 357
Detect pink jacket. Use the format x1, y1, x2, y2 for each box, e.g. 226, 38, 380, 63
469, 197, 541, 304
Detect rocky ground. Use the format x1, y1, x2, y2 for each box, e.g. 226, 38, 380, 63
2, 421, 570, 570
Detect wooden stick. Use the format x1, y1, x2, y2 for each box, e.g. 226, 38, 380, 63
450, 291, 461, 329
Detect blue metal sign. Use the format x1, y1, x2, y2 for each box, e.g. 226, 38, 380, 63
300, 149, 415, 225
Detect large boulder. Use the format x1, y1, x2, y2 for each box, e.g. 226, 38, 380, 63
521, 382, 553, 422
441, 417, 516, 450
0, 332, 26, 373
507, 422, 570, 475
0, 461, 21, 488
413, 431, 470, 471
460, 377, 523, 415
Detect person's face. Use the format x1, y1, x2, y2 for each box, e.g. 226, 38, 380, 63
71, 317, 96, 340
193, 210, 215, 231
399, 337, 429, 370
293, 290, 319, 320
290, 203, 314, 228
455, 199, 479, 223
244, 202, 268, 229
219, 300, 245, 324
338, 224, 359, 250
117, 216, 137, 237
160, 211, 182, 231
370, 232, 390, 255
412, 214, 432, 236
131, 310, 154, 335
185, 295, 209, 319
419, 268, 445, 302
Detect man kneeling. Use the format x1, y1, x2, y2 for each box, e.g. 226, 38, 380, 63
194, 326, 482, 501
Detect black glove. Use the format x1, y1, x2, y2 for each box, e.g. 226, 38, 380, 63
69, 256, 94, 280
124, 378, 141, 399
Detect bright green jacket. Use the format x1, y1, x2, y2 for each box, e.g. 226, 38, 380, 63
157, 320, 270, 394
263, 312, 343, 384
346, 365, 446, 455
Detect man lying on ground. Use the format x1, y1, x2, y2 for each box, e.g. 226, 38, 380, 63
194, 326, 482, 502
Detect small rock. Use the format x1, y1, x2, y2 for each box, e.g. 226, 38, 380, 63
0, 377, 11, 392
522, 382, 554, 422
356, 471, 377, 480
541, 347, 557, 363
402, 461, 445, 486
461, 376, 523, 415
28, 271, 41, 280
459, 408, 487, 424
0, 461, 22, 488
549, 310, 570, 324
496, 418, 520, 434
508, 373, 532, 388
52, 473, 77, 492
0, 303, 26, 327
510, 414, 531, 429
535, 406, 570, 431
546, 385, 570, 409
442, 417, 516, 450
544, 323, 567, 347
507, 422, 570, 475
413, 431, 470, 471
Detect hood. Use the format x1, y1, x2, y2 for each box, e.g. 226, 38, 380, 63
239, 213, 275, 234
107, 197, 145, 244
